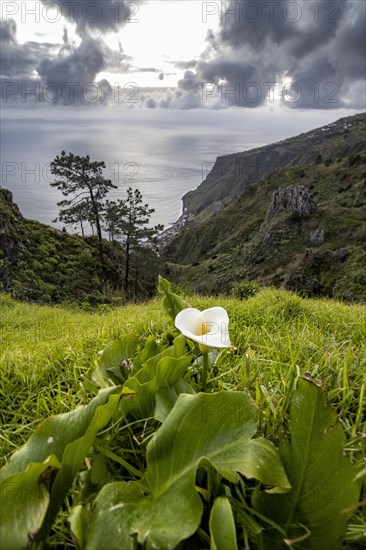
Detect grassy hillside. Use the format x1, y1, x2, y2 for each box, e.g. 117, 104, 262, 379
182, 113, 365, 221
1, 291, 365, 543
163, 131, 366, 301
0, 189, 160, 304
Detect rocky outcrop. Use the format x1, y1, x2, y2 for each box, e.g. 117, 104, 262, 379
263, 185, 315, 223
309, 228, 325, 246
0, 188, 22, 254
258, 185, 315, 244
1, 188, 14, 203
0, 188, 25, 292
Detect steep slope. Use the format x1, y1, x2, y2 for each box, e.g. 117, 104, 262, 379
0, 190, 164, 305
0, 188, 109, 303
181, 113, 365, 223
162, 117, 366, 302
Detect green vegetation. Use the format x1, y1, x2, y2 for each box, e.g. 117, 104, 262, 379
2, 116, 365, 306
0, 188, 161, 305
1, 117, 365, 545
50, 152, 163, 295
163, 115, 366, 301
1, 116, 364, 547
103, 188, 163, 293
1, 287, 365, 548
50, 151, 118, 271
181, 113, 366, 220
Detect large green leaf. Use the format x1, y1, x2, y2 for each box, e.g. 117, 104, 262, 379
254, 378, 359, 549
0, 455, 61, 550
121, 334, 193, 418
0, 387, 121, 547
158, 275, 191, 320
82, 392, 290, 549
131, 335, 170, 375
154, 379, 196, 423
94, 334, 139, 386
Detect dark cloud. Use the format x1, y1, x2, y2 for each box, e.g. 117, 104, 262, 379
30, 1, 143, 103
174, 0, 366, 110
37, 36, 104, 84
0, 2, 139, 104
220, 0, 298, 49
146, 97, 157, 108
36, 35, 126, 104
177, 70, 201, 92
2, 0, 364, 110
0, 19, 58, 79
0, 18, 128, 104
173, 59, 198, 70
40, 0, 143, 35
219, 0, 350, 54
0, 19, 16, 43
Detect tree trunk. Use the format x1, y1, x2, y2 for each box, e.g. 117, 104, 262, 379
89, 187, 104, 272
124, 232, 130, 293
134, 264, 138, 298
80, 219, 85, 237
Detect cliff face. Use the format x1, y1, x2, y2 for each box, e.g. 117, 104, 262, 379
182, 113, 366, 222
162, 114, 366, 302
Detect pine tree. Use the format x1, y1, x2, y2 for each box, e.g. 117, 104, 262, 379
104, 188, 163, 294
53, 198, 92, 236
119, 188, 163, 293
50, 151, 116, 272
103, 200, 122, 243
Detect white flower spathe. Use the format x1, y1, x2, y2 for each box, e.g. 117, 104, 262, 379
175, 307, 231, 348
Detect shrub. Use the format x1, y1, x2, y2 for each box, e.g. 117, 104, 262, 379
231, 280, 260, 300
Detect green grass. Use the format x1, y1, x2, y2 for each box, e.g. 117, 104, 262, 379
0, 294, 170, 459
0, 289, 365, 547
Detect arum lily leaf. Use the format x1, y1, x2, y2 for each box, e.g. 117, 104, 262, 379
94, 335, 139, 386
209, 497, 238, 550
0, 387, 121, 547
154, 379, 195, 423
90, 454, 109, 486
122, 355, 193, 418
133, 334, 189, 382
158, 275, 191, 320
0, 387, 120, 481
121, 335, 193, 418
130, 335, 168, 375
254, 378, 359, 549
83, 391, 289, 549
69, 505, 91, 550
0, 455, 61, 550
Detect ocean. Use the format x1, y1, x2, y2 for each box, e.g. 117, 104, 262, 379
0, 105, 358, 229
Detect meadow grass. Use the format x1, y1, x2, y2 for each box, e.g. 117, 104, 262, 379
0, 289, 365, 547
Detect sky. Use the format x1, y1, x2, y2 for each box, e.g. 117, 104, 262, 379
1, 0, 365, 110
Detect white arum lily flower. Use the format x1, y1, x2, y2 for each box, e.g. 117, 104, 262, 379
175, 307, 231, 348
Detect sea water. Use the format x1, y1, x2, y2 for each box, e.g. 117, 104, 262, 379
0, 105, 357, 230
